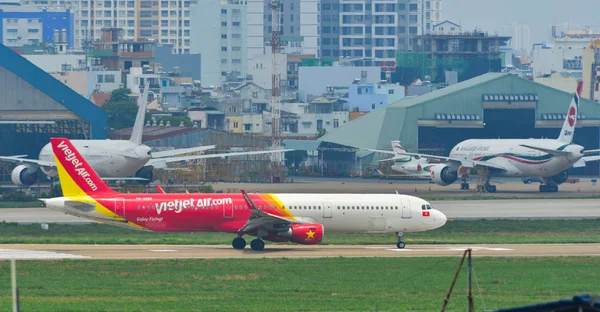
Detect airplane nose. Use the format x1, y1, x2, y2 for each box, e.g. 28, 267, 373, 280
437, 211, 447, 227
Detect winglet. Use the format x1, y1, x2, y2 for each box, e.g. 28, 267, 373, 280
156, 185, 165, 193
240, 189, 259, 211
50, 138, 115, 197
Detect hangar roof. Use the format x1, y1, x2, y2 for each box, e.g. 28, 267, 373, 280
0, 44, 108, 138
317, 72, 600, 156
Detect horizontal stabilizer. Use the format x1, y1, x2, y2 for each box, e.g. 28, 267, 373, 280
519, 144, 571, 156
572, 159, 587, 168
583, 155, 600, 163
100, 177, 150, 181
151, 145, 216, 158
584, 149, 600, 155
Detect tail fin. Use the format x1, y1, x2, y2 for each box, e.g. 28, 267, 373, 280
129, 80, 150, 145
390, 140, 411, 161
558, 80, 583, 144
50, 138, 115, 197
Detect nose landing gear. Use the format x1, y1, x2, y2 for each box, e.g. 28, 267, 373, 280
396, 232, 406, 249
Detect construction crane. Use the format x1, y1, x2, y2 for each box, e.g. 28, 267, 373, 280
269, 0, 283, 182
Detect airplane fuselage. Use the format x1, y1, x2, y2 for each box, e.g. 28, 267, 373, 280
449, 139, 584, 177
43, 193, 447, 234
38, 140, 151, 178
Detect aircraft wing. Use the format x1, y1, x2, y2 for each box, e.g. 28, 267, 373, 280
0, 156, 55, 167
519, 144, 571, 156
584, 149, 600, 155
237, 189, 303, 234
147, 149, 295, 169
393, 151, 508, 171
151, 145, 216, 158
366, 148, 396, 156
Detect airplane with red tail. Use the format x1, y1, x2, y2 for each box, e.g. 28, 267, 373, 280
41, 138, 447, 251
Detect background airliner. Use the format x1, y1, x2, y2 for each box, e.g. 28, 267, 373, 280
368, 140, 432, 179
0, 82, 291, 186
390, 81, 600, 193
41, 138, 447, 250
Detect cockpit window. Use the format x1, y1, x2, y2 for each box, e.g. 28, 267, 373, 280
426, 205, 432, 210
421, 205, 426, 210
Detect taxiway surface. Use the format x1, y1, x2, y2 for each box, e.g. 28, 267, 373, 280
1, 243, 599, 260
3, 198, 599, 224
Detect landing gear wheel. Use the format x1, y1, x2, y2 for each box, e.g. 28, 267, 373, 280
250, 239, 265, 251
232, 237, 246, 250
540, 184, 558, 193
485, 184, 496, 193
396, 242, 406, 249
460, 183, 470, 190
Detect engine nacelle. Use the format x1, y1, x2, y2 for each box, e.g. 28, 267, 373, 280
275, 223, 324, 245
11, 165, 38, 186
551, 171, 568, 185
402, 163, 422, 172
430, 165, 458, 186
135, 166, 154, 185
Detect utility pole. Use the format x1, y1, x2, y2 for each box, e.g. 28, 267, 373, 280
269, 0, 283, 183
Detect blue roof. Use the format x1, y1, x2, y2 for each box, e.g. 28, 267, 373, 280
493, 294, 600, 312
0, 44, 108, 138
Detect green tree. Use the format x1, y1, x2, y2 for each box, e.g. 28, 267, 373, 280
316, 129, 327, 139
102, 88, 138, 130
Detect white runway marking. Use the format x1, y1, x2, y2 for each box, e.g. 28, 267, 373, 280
365, 246, 514, 252
149, 249, 178, 252
0, 248, 91, 260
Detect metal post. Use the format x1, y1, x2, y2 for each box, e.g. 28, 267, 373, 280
468, 249, 474, 312
11, 260, 19, 312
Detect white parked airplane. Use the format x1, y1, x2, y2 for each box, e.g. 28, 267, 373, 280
1, 82, 292, 186
389, 81, 600, 193
41, 137, 447, 250
368, 140, 431, 179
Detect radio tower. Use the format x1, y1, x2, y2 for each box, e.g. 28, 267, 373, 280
269, 0, 283, 182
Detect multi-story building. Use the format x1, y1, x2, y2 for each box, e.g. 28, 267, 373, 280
322, 0, 442, 67
397, 29, 510, 83
0, 6, 74, 47
32, 0, 193, 54
247, 0, 319, 60
190, 0, 247, 87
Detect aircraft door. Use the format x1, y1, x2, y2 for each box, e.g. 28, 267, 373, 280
113, 198, 125, 218
401, 198, 412, 219
322, 202, 332, 218
224, 202, 233, 218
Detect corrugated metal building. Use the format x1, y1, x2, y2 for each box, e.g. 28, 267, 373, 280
288, 73, 600, 175
0, 44, 108, 181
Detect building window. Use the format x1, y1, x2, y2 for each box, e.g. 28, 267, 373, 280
333, 119, 339, 128
221, 47, 227, 51
244, 124, 252, 131
388, 89, 394, 95
105, 74, 115, 83
97, 75, 104, 83
233, 121, 239, 128
372, 104, 375, 109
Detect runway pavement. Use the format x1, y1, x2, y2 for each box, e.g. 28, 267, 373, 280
1, 243, 599, 260
2, 198, 599, 224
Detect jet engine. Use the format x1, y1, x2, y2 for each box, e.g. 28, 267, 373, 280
11, 165, 38, 186
273, 224, 324, 245
135, 166, 153, 185
550, 170, 568, 185
402, 163, 422, 172
430, 165, 458, 186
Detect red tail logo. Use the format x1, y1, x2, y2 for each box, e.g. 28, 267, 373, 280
50, 138, 113, 195
568, 106, 576, 127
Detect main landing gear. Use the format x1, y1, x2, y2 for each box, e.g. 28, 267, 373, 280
231, 235, 265, 251
396, 232, 406, 249
539, 179, 559, 193
476, 168, 497, 194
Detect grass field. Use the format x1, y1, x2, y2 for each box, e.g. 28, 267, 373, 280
1, 219, 599, 245
0, 257, 597, 311
0, 201, 42, 208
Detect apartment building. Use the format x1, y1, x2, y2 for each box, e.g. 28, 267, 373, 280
24, 0, 193, 54
322, 0, 442, 66
190, 0, 247, 87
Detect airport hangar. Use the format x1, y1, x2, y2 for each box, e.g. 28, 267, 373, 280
0, 44, 108, 183
284, 73, 600, 177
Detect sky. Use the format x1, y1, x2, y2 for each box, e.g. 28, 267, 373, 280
443, 0, 600, 43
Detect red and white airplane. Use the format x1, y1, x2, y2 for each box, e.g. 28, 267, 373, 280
41, 138, 447, 250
